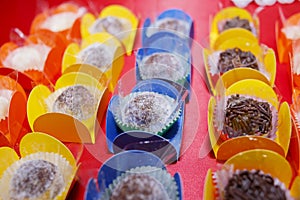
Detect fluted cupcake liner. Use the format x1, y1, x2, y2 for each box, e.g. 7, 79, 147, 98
113, 91, 182, 136
213, 94, 278, 141
0, 152, 75, 200
100, 166, 179, 200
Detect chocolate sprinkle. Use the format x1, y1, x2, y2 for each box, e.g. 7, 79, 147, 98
222, 16, 252, 32
217, 47, 259, 73
10, 159, 64, 199
224, 170, 287, 200
110, 174, 169, 200
53, 85, 97, 121
223, 94, 273, 138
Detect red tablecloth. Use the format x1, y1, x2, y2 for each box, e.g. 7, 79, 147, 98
0, 0, 299, 199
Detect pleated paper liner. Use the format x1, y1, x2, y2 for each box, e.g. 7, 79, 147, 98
209, 6, 259, 48
204, 28, 276, 95
0, 29, 67, 91
142, 9, 193, 47
100, 166, 179, 200
208, 79, 291, 161
113, 91, 181, 135
138, 32, 192, 97
106, 77, 186, 163
27, 72, 109, 143
203, 150, 297, 199
0, 75, 27, 147
62, 32, 124, 92
0, 152, 73, 200
0, 132, 78, 200
81, 5, 138, 55
85, 150, 182, 200
30, 2, 86, 42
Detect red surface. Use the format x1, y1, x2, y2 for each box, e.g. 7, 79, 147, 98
0, 0, 299, 199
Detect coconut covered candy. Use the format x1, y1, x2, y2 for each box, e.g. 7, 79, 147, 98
139, 52, 188, 83
100, 166, 179, 200
113, 91, 181, 135
89, 16, 132, 40
76, 43, 114, 72
45, 84, 101, 121
145, 9, 193, 39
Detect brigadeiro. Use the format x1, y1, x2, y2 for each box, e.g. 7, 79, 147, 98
213, 167, 294, 200
209, 47, 261, 75
216, 94, 277, 140
221, 16, 253, 33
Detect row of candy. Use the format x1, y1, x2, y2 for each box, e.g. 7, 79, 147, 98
232, 0, 296, 8
204, 6, 300, 199
105, 9, 193, 165
0, 2, 195, 200
86, 8, 196, 200
0, 2, 139, 146
0, 2, 136, 200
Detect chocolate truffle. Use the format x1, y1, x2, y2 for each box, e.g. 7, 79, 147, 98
217, 47, 259, 73
224, 170, 288, 200
90, 16, 124, 37
9, 159, 64, 200
156, 18, 189, 35
119, 92, 178, 133
110, 174, 169, 200
222, 94, 274, 139
222, 16, 252, 32
77, 43, 113, 71
140, 52, 186, 82
52, 85, 97, 121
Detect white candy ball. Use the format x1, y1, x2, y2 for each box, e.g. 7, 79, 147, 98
231, 0, 253, 8
277, 0, 295, 4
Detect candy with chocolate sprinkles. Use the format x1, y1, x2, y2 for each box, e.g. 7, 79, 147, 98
224, 170, 288, 200
217, 48, 259, 73
9, 159, 64, 199
222, 94, 274, 139
222, 16, 252, 32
